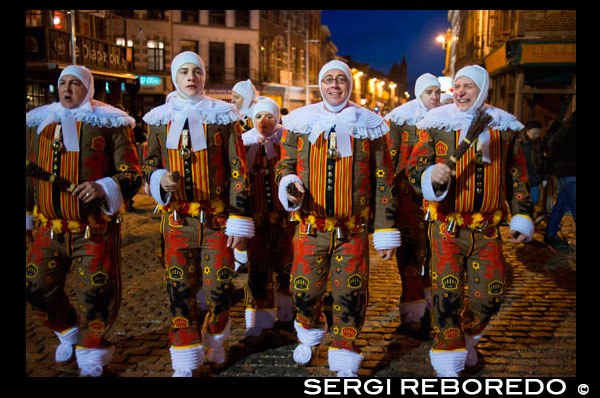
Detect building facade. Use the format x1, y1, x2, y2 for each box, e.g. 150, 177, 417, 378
25, 10, 137, 112
444, 10, 576, 128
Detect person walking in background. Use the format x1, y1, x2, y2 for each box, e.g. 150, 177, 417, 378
26, 65, 142, 376
543, 111, 576, 249
385, 73, 442, 338
518, 121, 546, 213
142, 51, 254, 376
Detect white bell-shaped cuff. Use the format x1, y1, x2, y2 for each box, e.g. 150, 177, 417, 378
509, 215, 534, 241
421, 165, 450, 202
328, 347, 364, 377
293, 319, 327, 365
372, 229, 401, 250
75, 346, 115, 377
54, 326, 80, 363
429, 349, 468, 377
278, 174, 304, 211
234, 248, 248, 272
201, 316, 231, 364
26, 214, 34, 231
225, 216, 255, 238
95, 177, 123, 216
169, 344, 205, 376
149, 169, 172, 206
244, 308, 276, 337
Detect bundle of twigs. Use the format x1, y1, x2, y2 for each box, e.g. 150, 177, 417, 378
446, 108, 493, 170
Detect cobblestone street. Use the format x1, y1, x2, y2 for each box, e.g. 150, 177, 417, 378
25, 193, 576, 378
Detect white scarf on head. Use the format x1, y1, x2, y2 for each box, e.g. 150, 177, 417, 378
283, 60, 388, 158
232, 79, 257, 117
28, 65, 132, 152
243, 98, 283, 170
142, 52, 240, 151
386, 73, 440, 126
416, 65, 523, 163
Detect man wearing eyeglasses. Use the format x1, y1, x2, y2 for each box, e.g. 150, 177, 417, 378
275, 60, 400, 377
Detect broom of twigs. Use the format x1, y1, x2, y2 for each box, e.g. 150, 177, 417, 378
432, 108, 493, 190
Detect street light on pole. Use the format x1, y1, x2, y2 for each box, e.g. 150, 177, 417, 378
69, 10, 76, 64
304, 29, 319, 105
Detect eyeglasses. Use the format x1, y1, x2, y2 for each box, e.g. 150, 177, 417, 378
322, 76, 349, 85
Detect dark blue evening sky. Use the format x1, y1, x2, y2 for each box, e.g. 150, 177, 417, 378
321, 10, 450, 97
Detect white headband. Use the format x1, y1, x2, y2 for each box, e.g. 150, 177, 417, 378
454, 65, 489, 114
170, 51, 206, 99
252, 98, 280, 124
415, 73, 440, 111
232, 79, 257, 111
318, 60, 354, 113
440, 93, 453, 102
58, 65, 94, 107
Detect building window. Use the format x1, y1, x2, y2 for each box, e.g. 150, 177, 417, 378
26, 83, 56, 111
181, 10, 199, 23
235, 44, 250, 81
26, 10, 42, 27
147, 10, 166, 20
235, 10, 250, 27
114, 10, 134, 18
180, 39, 198, 54
52, 10, 68, 31
209, 10, 226, 26
209, 42, 225, 84
147, 40, 165, 71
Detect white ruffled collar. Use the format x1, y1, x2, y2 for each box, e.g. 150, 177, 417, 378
281, 101, 389, 140
416, 103, 524, 132
26, 99, 135, 128
384, 99, 429, 126
143, 96, 240, 126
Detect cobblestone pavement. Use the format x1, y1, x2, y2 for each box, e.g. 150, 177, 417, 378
25, 193, 576, 378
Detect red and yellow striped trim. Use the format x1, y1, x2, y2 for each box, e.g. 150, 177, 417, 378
309, 134, 353, 219
36, 122, 81, 221
455, 128, 501, 213
167, 122, 210, 202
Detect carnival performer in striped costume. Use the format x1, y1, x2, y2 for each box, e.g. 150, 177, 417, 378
385, 73, 441, 337
142, 51, 254, 376
240, 98, 294, 338
407, 65, 532, 377
26, 65, 142, 376
276, 60, 401, 377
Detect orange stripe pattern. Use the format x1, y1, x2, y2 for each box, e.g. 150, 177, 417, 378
166, 122, 210, 202
308, 134, 353, 219
36, 123, 81, 221
454, 128, 501, 213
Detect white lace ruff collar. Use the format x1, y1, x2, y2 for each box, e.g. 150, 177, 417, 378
384, 99, 428, 127
416, 103, 524, 132
143, 97, 240, 126
281, 102, 389, 140
26, 100, 135, 128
